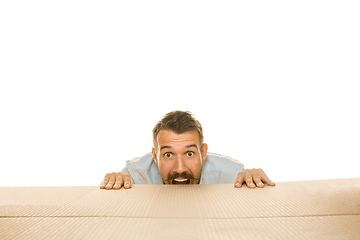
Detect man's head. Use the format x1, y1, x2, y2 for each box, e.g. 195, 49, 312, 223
152, 111, 208, 185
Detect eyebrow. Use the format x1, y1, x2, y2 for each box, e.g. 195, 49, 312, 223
160, 146, 172, 151
159, 144, 198, 151
185, 144, 198, 149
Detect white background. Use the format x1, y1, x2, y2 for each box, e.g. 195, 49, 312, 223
1, 1, 359, 186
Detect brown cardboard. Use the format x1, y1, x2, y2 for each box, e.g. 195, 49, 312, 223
1, 178, 359, 239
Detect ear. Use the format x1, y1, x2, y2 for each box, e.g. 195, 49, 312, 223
201, 143, 208, 163
152, 147, 158, 166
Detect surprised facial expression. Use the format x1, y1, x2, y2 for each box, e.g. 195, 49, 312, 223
152, 130, 208, 185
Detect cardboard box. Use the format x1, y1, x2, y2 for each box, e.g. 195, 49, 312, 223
1, 178, 359, 239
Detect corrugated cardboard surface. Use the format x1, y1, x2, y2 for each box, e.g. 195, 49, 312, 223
1, 179, 359, 239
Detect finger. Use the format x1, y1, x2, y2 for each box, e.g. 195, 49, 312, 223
260, 169, 276, 186
123, 174, 132, 189
100, 173, 111, 189
113, 173, 124, 190
105, 173, 116, 190
244, 169, 256, 188
234, 171, 245, 188
252, 170, 264, 188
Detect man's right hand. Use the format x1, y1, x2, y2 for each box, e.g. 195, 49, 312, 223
100, 172, 132, 190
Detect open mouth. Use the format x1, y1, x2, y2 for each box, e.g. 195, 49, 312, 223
172, 178, 191, 185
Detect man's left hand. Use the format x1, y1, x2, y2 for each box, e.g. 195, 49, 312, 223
235, 168, 276, 188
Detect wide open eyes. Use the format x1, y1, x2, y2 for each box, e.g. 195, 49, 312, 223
187, 151, 194, 157
163, 151, 194, 158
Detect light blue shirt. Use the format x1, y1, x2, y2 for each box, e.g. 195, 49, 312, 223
120, 152, 244, 184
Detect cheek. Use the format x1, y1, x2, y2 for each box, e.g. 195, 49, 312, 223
158, 160, 172, 176
189, 158, 203, 173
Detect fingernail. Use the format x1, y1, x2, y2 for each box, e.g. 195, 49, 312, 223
235, 183, 240, 187
125, 183, 129, 187
114, 184, 119, 187
249, 182, 254, 186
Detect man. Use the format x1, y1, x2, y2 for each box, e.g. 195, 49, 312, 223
100, 111, 275, 189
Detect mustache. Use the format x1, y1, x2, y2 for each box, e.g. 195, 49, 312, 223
165, 172, 198, 182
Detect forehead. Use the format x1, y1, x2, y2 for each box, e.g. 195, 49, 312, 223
157, 130, 200, 148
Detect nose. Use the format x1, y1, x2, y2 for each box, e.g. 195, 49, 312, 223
173, 155, 188, 173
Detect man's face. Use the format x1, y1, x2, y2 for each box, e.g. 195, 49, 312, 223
152, 130, 208, 185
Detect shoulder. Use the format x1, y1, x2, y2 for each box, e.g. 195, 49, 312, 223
125, 152, 154, 168
203, 152, 244, 172
123, 152, 163, 184
200, 153, 244, 184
